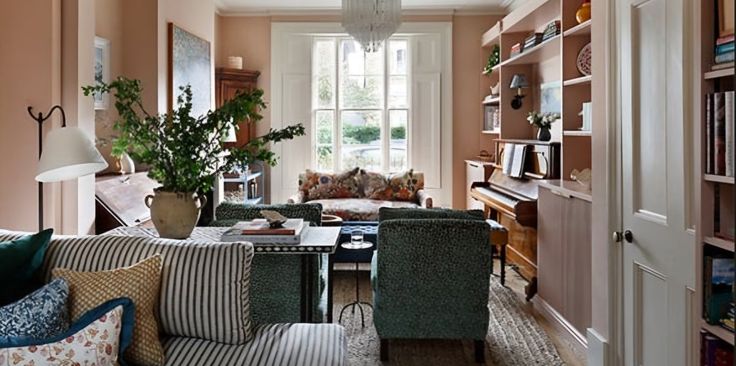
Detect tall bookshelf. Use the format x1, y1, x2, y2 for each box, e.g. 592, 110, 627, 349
696, 0, 735, 361
480, 0, 593, 199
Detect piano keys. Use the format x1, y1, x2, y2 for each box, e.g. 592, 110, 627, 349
471, 139, 561, 300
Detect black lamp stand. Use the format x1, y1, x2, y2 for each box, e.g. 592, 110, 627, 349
27, 105, 67, 231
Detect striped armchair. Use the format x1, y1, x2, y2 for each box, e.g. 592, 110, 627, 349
0, 229, 347, 366
371, 208, 492, 363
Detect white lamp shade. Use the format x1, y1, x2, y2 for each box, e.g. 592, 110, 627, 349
36, 127, 108, 182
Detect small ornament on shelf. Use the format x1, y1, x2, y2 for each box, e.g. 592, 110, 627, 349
527, 111, 560, 142
576, 0, 591, 24
483, 44, 501, 74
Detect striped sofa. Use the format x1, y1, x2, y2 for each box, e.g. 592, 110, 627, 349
0, 230, 347, 366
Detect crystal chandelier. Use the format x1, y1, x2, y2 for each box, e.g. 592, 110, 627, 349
342, 0, 402, 53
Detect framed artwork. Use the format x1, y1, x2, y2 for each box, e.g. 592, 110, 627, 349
540, 80, 562, 114
168, 23, 212, 118
93, 37, 110, 110
718, 0, 735, 37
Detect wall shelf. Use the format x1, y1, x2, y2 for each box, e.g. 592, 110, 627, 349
482, 130, 500, 135
563, 20, 591, 37
704, 66, 735, 80
482, 96, 500, 105
481, 21, 502, 48
563, 75, 592, 86
563, 130, 592, 137
501, 35, 561, 67
702, 321, 735, 346
704, 236, 735, 252
704, 174, 735, 184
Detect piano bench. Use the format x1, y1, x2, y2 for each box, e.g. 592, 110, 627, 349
487, 219, 509, 286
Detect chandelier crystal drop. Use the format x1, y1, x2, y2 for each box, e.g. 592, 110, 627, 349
342, 0, 402, 53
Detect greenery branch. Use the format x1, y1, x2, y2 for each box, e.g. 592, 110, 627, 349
83, 77, 305, 194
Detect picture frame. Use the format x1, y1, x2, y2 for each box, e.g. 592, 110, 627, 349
540, 80, 562, 114
93, 36, 110, 110
168, 23, 212, 118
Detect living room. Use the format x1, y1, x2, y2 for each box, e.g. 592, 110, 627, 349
0, 0, 734, 365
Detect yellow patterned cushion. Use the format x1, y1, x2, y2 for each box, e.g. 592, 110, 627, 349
52, 255, 164, 366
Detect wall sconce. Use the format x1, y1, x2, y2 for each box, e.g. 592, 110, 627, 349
509, 74, 529, 110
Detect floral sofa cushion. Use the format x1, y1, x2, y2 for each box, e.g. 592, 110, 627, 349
299, 168, 361, 201
309, 198, 420, 222
361, 169, 424, 202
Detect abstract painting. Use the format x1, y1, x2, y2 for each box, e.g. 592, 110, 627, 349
168, 23, 211, 118
94, 36, 110, 110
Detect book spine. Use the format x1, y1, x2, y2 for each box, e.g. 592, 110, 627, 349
716, 42, 735, 54
704, 334, 719, 366
707, 94, 713, 174
726, 92, 734, 177
717, 34, 735, 45
715, 52, 735, 64
715, 93, 726, 175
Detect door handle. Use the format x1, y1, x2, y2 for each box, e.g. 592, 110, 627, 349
613, 230, 634, 243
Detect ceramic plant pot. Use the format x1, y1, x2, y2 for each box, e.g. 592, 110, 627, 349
537, 127, 552, 142
145, 189, 207, 239
576, 1, 591, 24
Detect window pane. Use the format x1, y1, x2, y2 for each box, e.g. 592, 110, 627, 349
316, 145, 333, 171
388, 76, 408, 108
340, 76, 384, 109
341, 111, 382, 171
316, 111, 334, 145
313, 40, 336, 109
389, 40, 408, 75
389, 110, 408, 172
340, 40, 384, 76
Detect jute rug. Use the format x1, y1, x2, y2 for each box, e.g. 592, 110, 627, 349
335, 277, 565, 365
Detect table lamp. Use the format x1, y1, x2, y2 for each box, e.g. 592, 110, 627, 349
28, 105, 108, 230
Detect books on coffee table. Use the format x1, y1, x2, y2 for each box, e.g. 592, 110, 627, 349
221, 219, 306, 244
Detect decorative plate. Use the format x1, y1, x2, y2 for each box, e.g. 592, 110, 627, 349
576, 43, 592, 76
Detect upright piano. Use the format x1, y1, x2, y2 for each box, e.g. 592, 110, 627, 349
470, 139, 560, 299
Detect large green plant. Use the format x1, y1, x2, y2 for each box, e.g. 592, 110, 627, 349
83, 77, 305, 194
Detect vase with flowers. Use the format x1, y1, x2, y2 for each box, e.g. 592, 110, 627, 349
527, 111, 560, 142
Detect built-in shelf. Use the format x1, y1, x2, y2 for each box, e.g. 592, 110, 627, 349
563, 75, 592, 86
481, 22, 502, 48
563, 130, 592, 136
483, 96, 500, 105
501, 35, 561, 67
702, 321, 735, 346
482, 130, 500, 135
502, 0, 560, 34
705, 67, 735, 80
704, 236, 735, 252
704, 174, 735, 184
563, 20, 591, 37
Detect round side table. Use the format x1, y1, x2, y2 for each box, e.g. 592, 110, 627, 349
338, 240, 373, 328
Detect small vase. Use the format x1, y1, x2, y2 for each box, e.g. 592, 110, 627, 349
144, 189, 207, 239
537, 127, 552, 142
576, 1, 591, 24
118, 153, 135, 174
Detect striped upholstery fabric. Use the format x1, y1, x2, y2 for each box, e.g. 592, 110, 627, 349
162, 324, 347, 366
0, 231, 255, 345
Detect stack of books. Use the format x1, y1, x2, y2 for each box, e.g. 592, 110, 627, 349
523, 32, 544, 51
509, 42, 522, 58
221, 218, 306, 244
721, 302, 735, 332
715, 34, 734, 65
701, 330, 734, 366
705, 92, 735, 177
542, 20, 561, 42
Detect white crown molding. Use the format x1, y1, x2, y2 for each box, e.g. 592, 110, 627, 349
216, 5, 506, 17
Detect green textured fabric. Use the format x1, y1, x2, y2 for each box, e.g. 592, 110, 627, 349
378, 207, 484, 222
212, 203, 326, 323
372, 219, 491, 340
0, 229, 54, 305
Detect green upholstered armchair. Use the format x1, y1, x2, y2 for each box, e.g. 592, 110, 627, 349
210, 202, 326, 324
371, 208, 491, 363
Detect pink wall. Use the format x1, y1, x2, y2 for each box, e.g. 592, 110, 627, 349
217, 14, 503, 207
0, 0, 60, 232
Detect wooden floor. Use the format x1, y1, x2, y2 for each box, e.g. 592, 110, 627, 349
331, 261, 586, 365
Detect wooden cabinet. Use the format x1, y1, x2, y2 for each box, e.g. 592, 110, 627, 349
215, 68, 260, 144
536, 184, 591, 347
465, 160, 494, 209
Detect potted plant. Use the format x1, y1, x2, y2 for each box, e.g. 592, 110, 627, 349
527, 111, 560, 142
84, 77, 305, 239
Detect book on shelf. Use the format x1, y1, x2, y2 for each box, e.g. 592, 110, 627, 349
580, 102, 592, 131
716, 41, 735, 54
221, 219, 306, 244
542, 20, 560, 41
715, 52, 735, 64
523, 32, 543, 50
705, 92, 735, 177
712, 61, 735, 71
509, 42, 522, 57
717, 34, 735, 45
509, 144, 528, 178
701, 330, 734, 366
703, 254, 735, 325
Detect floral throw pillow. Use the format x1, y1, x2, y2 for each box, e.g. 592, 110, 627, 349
299, 168, 362, 200
0, 297, 135, 366
361, 170, 392, 200
0, 278, 69, 344
386, 169, 424, 202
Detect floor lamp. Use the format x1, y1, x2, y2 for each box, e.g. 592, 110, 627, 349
28, 105, 108, 231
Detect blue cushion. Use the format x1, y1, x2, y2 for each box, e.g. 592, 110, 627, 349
0, 278, 69, 343
0, 298, 136, 366
0, 229, 53, 305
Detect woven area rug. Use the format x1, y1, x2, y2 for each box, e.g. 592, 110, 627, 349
336, 277, 565, 365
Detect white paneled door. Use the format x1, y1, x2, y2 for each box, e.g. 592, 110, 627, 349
618, 0, 695, 365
